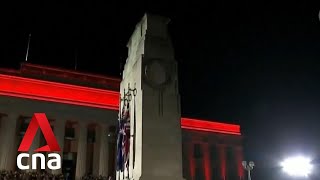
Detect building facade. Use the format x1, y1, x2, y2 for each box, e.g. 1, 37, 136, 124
0, 63, 244, 180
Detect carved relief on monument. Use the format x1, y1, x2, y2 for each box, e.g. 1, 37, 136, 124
142, 58, 175, 90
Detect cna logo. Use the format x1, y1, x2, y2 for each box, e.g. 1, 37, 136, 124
17, 113, 61, 170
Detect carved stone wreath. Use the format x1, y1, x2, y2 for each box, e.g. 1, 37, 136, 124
142, 58, 173, 90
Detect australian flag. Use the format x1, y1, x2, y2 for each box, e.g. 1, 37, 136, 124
116, 103, 130, 172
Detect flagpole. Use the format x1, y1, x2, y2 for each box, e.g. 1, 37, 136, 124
126, 100, 132, 179
129, 91, 135, 179
116, 91, 122, 180
122, 91, 126, 180
120, 58, 122, 76
133, 89, 136, 170
122, 89, 127, 180
25, 33, 31, 62
74, 48, 78, 70
121, 91, 126, 180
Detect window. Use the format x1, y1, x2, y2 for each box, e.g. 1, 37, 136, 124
65, 127, 75, 140
194, 144, 202, 158
19, 117, 31, 136
87, 129, 95, 143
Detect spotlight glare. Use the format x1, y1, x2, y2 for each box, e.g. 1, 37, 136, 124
280, 156, 313, 177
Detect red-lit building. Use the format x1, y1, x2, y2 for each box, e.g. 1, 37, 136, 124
0, 63, 244, 180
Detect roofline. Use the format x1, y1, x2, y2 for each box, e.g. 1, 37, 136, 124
20, 62, 121, 82
0, 73, 241, 136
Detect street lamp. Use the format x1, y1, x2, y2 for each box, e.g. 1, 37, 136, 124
280, 156, 313, 177
242, 161, 254, 180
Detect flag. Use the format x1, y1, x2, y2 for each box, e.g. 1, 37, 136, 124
116, 116, 124, 171
116, 102, 130, 172
123, 103, 130, 169
116, 102, 126, 171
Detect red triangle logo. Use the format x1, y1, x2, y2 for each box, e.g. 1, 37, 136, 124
18, 113, 61, 152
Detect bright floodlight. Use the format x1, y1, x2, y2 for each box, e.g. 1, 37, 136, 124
280, 156, 313, 177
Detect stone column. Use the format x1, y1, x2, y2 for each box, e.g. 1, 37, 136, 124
75, 122, 88, 180
202, 143, 211, 180
234, 146, 244, 180
0, 114, 19, 171
98, 124, 109, 176
187, 143, 195, 180
218, 145, 226, 180
92, 125, 101, 176
52, 119, 66, 175
92, 124, 109, 176
27, 119, 41, 172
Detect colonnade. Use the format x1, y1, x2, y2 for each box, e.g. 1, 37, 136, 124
186, 142, 244, 180
0, 114, 112, 180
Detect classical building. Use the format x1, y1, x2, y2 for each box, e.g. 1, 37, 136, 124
0, 63, 244, 180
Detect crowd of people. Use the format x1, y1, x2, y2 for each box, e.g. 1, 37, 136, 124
0, 170, 111, 180
81, 174, 111, 180
0, 170, 64, 180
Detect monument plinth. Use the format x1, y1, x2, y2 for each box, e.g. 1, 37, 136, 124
117, 14, 184, 180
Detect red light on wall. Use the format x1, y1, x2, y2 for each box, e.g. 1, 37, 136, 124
181, 118, 241, 135
0, 74, 119, 110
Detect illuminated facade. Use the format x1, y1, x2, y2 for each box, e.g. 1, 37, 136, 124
0, 63, 244, 180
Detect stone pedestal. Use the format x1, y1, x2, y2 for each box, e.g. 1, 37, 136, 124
137, 92, 183, 180
119, 14, 184, 180
0, 114, 19, 171
75, 122, 88, 180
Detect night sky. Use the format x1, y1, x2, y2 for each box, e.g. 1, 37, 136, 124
2, 1, 320, 179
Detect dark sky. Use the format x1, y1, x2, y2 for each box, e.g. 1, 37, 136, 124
2, 1, 320, 179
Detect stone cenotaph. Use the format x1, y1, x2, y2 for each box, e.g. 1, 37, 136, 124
117, 14, 184, 180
